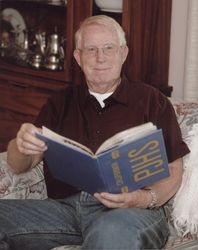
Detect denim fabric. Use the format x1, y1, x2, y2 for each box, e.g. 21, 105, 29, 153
0, 192, 169, 250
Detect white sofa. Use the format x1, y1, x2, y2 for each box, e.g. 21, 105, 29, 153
1, 99, 198, 250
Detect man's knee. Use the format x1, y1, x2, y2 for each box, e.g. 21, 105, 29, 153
83, 208, 143, 249
83, 208, 169, 249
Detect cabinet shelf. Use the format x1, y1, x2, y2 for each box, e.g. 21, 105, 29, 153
0, 58, 69, 82
0, 0, 70, 80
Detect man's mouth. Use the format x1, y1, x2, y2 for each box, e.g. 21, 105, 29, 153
94, 67, 110, 71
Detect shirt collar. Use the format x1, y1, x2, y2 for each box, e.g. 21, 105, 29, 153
107, 75, 130, 106
81, 75, 131, 108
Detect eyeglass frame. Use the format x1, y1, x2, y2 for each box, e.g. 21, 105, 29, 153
76, 43, 124, 57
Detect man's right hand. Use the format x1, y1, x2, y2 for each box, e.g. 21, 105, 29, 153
7, 123, 47, 174
16, 123, 47, 155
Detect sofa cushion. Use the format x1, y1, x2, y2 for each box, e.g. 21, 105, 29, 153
0, 152, 47, 199
171, 100, 198, 141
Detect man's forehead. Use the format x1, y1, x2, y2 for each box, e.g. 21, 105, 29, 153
81, 24, 118, 42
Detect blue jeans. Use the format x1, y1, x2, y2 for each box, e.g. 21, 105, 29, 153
0, 191, 169, 250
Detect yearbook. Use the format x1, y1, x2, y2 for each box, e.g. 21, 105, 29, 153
37, 122, 170, 194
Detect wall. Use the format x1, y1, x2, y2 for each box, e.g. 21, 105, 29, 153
168, 0, 189, 100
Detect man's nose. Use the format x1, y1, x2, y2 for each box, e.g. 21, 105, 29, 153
95, 48, 106, 61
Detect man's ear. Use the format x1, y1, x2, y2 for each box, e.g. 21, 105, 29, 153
121, 46, 129, 64
73, 50, 81, 67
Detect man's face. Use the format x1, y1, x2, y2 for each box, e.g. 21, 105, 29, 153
74, 24, 128, 89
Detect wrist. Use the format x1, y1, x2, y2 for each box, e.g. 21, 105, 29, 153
147, 189, 158, 209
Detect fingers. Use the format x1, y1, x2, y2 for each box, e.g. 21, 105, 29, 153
94, 190, 144, 209
16, 123, 47, 155
94, 192, 127, 208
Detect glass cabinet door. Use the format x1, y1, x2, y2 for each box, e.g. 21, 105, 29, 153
0, 0, 71, 82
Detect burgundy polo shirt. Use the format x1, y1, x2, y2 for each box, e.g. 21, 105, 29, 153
35, 76, 189, 198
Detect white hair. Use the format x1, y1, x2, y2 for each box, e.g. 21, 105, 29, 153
75, 15, 127, 49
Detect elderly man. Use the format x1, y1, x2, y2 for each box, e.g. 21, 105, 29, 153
1, 15, 189, 249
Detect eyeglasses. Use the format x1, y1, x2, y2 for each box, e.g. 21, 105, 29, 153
78, 44, 121, 57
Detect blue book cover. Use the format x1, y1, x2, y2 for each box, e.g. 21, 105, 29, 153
37, 123, 170, 194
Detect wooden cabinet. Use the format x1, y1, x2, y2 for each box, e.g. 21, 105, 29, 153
0, 0, 92, 151
0, 0, 92, 82
0, 70, 66, 151
0, 81, 46, 151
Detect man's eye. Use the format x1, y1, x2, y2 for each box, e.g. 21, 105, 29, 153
87, 47, 96, 52
105, 46, 113, 50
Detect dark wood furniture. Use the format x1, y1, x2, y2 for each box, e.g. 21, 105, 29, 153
0, 0, 172, 152
0, 0, 92, 151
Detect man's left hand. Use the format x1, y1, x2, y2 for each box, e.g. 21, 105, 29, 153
94, 190, 150, 208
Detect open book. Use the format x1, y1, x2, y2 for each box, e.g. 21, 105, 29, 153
37, 122, 170, 194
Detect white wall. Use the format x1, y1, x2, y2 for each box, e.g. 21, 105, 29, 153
168, 0, 189, 100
